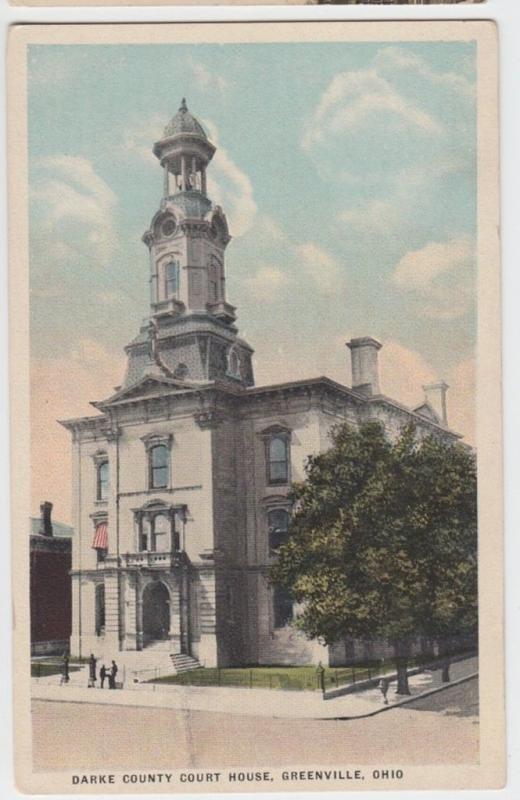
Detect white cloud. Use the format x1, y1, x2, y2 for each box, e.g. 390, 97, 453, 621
31, 340, 126, 523
254, 214, 286, 244
375, 47, 476, 101
379, 342, 475, 443
340, 199, 403, 236
392, 235, 474, 291
189, 61, 229, 94
32, 156, 118, 265
379, 340, 436, 408
123, 115, 163, 164
204, 119, 257, 238
293, 242, 342, 295
244, 265, 290, 302
391, 235, 475, 319
302, 67, 442, 152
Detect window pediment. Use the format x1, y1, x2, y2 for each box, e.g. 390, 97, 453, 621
140, 432, 173, 451
258, 424, 292, 439
91, 450, 108, 465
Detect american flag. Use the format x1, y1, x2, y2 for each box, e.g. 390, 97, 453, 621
92, 522, 108, 550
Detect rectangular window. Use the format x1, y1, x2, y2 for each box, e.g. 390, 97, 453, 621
97, 461, 109, 501
150, 444, 169, 489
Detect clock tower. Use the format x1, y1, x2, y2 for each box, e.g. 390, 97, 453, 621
123, 100, 254, 389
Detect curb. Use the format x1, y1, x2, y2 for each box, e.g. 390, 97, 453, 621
315, 672, 479, 721
32, 672, 478, 721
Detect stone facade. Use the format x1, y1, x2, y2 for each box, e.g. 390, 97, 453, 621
61, 101, 462, 668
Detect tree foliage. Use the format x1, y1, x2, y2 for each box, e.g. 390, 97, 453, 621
271, 422, 478, 662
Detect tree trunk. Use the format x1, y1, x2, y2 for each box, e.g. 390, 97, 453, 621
441, 659, 451, 683
395, 657, 410, 695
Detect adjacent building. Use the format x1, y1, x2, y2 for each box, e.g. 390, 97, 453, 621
61, 101, 461, 668
30, 502, 73, 655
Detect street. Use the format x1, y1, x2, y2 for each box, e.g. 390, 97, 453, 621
32, 678, 478, 771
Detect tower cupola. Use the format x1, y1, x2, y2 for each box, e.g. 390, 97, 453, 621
129, 100, 255, 390
153, 98, 216, 196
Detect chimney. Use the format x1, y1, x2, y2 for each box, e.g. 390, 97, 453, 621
423, 381, 449, 425
347, 337, 382, 395
39, 501, 53, 537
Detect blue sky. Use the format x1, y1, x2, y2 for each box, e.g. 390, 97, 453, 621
28, 40, 477, 520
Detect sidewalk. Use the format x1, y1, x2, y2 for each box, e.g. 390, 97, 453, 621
31, 656, 477, 720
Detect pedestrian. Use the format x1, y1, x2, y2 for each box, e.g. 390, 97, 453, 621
99, 664, 107, 689
88, 653, 97, 688
61, 652, 70, 685
109, 660, 118, 690
378, 676, 390, 705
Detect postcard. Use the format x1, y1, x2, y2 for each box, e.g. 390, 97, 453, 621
8, 1, 487, 8
8, 19, 503, 795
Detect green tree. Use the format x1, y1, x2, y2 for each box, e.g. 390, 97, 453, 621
271, 422, 477, 694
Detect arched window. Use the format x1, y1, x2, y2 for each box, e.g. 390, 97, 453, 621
227, 346, 240, 378
267, 436, 289, 484
97, 460, 109, 501
273, 585, 293, 629
149, 444, 169, 489
95, 584, 105, 636
164, 260, 179, 297
268, 508, 290, 555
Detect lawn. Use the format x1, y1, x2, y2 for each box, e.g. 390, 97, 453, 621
149, 663, 393, 691
31, 662, 81, 678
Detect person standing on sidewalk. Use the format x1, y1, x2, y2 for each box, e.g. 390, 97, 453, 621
99, 664, 107, 689
378, 677, 390, 705
109, 660, 118, 689
61, 652, 70, 685
88, 653, 97, 688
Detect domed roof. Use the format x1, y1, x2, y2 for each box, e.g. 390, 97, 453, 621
163, 99, 207, 140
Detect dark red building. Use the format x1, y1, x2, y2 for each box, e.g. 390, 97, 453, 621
30, 502, 73, 655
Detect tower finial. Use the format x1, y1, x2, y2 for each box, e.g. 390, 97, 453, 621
180, 97, 188, 112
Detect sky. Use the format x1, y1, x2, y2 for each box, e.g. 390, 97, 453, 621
28, 40, 477, 523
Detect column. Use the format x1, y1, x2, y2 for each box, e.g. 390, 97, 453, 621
69, 574, 82, 657
169, 578, 182, 653
181, 155, 186, 191
163, 166, 169, 197
103, 569, 121, 655
122, 573, 139, 650
197, 564, 218, 666
201, 167, 207, 195
135, 574, 144, 650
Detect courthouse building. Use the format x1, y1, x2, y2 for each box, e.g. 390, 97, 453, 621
61, 100, 461, 668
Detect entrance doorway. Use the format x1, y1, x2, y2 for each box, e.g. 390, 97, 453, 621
142, 581, 170, 643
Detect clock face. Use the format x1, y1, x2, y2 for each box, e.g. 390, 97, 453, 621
161, 217, 177, 238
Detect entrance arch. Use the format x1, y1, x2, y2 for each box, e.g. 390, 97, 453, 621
142, 581, 170, 644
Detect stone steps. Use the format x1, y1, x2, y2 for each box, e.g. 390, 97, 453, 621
170, 653, 201, 674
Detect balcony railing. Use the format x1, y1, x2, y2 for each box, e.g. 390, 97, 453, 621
121, 551, 185, 569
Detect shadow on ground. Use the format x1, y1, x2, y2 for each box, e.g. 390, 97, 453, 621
394, 677, 479, 722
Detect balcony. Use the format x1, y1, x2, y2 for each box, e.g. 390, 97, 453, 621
121, 551, 185, 569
